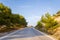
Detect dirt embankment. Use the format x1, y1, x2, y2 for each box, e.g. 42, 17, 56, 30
52, 27, 60, 40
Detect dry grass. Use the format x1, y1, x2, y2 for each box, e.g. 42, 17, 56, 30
52, 27, 60, 40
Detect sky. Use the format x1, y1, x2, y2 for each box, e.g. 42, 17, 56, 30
0, 0, 60, 26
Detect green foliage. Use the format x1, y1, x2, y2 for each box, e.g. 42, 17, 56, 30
53, 11, 60, 17
0, 3, 11, 14
41, 13, 58, 29
0, 3, 27, 32
35, 21, 43, 30
36, 13, 58, 34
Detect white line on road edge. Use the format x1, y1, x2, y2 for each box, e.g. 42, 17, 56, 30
33, 28, 57, 40
0, 30, 20, 40
0, 27, 57, 40
0, 27, 27, 40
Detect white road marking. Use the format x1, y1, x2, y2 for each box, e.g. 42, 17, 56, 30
0, 27, 56, 40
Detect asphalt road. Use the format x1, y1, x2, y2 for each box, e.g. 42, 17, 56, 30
0, 27, 55, 40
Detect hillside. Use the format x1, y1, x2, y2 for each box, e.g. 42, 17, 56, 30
53, 27, 60, 40
35, 11, 60, 40
53, 11, 60, 40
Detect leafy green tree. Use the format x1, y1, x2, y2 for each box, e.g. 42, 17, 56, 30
0, 3, 27, 32
36, 13, 58, 34
0, 3, 11, 14
41, 13, 58, 29
35, 21, 43, 30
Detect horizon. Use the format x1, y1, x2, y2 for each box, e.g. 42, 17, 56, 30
0, 0, 60, 26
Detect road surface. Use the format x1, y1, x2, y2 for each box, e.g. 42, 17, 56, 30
0, 27, 55, 40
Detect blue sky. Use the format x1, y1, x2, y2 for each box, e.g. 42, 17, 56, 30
0, 0, 60, 26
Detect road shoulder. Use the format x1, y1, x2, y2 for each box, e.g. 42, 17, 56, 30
33, 28, 57, 40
